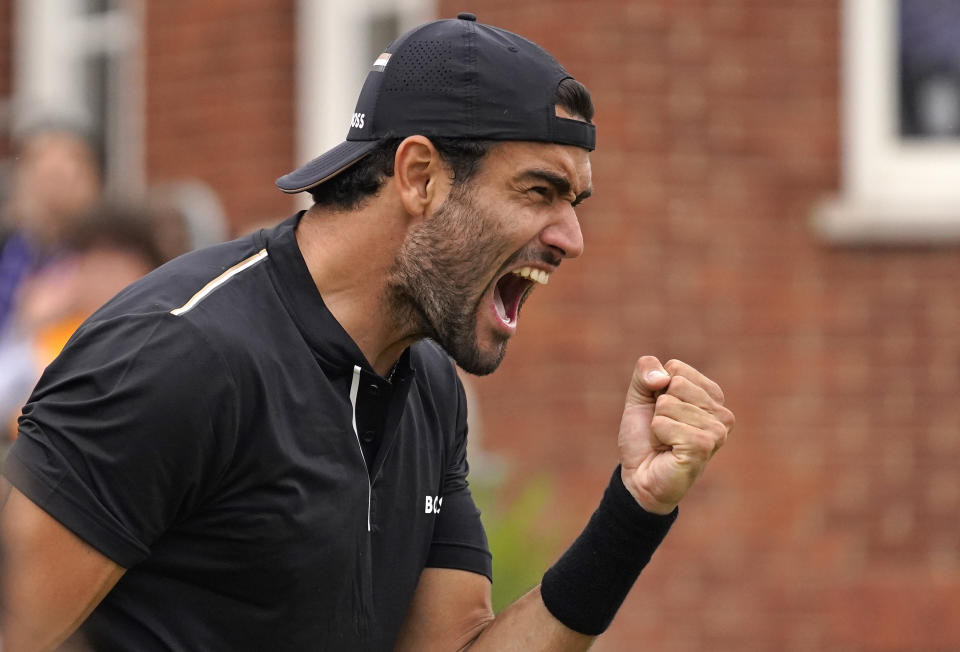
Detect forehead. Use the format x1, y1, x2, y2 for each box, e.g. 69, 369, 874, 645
477, 140, 593, 194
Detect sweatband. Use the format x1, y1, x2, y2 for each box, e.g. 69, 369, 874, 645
540, 466, 678, 636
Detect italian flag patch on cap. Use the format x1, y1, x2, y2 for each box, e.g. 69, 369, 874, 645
372, 53, 391, 72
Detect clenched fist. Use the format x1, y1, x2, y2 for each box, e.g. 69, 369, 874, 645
618, 356, 735, 515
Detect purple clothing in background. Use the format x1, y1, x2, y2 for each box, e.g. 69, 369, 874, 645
0, 233, 37, 335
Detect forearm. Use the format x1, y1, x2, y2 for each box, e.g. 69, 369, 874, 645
400, 469, 675, 651
463, 585, 594, 652
401, 357, 730, 651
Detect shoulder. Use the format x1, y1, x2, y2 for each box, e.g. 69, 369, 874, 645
41, 310, 235, 411
38, 233, 275, 410
66, 230, 278, 361
92, 233, 269, 322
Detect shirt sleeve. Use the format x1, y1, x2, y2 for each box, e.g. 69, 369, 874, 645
2, 313, 238, 568
425, 373, 492, 581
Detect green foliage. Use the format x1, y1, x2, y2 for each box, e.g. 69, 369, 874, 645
472, 473, 561, 614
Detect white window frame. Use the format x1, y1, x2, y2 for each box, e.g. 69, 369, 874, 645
294, 0, 435, 206
12, 0, 145, 195
813, 0, 960, 243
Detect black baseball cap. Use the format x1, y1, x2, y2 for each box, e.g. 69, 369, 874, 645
276, 12, 596, 194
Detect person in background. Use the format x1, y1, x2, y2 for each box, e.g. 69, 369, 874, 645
0, 203, 167, 443
0, 124, 102, 338
146, 180, 229, 261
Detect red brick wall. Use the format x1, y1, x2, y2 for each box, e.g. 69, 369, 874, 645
140, 2, 960, 649
144, 0, 297, 234
438, 2, 960, 651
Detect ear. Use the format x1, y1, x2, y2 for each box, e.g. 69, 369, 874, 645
393, 136, 451, 221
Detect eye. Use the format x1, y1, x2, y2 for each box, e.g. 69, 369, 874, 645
529, 186, 550, 198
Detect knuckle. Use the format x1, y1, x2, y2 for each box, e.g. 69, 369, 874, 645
709, 420, 728, 443
709, 381, 725, 403
692, 431, 716, 456
667, 374, 690, 393
716, 431, 728, 450
721, 408, 736, 430
650, 414, 672, 431
655, 392, 676, 409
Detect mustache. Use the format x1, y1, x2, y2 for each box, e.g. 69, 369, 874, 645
501, 247, 563, 271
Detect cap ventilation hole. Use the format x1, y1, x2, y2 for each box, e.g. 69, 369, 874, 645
384, 40, 455, 93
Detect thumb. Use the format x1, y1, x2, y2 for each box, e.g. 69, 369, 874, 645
626, 355, 671, 406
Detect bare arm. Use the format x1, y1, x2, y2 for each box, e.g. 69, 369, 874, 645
394, 568, 592, 652
397, 356, 733, 651
0, 483, 125, 652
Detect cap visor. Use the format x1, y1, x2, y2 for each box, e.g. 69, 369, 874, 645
275, 140, 380, 194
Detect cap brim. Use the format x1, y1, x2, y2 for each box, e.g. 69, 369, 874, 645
275, 140, 380, 194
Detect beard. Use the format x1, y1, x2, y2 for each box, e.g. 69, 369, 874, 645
385, 183, 512, 376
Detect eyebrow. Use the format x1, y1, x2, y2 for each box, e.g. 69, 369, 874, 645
518, 169, 593, 206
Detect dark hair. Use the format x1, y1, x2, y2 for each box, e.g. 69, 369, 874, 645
308, 137, 493, 210
309, 77, 594, 210
65, 202, 167, 269
556, 77, 594, 123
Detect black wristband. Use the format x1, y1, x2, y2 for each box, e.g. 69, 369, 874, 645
540, 466, 678, 636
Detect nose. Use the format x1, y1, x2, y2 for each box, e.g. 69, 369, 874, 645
540, 203, 584, 260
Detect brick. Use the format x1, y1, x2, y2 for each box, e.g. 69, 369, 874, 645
145, 0, 296, 232
130, 1, 960, 649
925, 472, 960, 513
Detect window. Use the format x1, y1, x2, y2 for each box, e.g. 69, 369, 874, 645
293, 0, 435, 205
813, 0, 960, 243
11, 0, 145, 194
898, 0, 960, 139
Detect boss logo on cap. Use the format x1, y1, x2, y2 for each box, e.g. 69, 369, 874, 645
350, 112, 365, 129
371, 52, 391, 72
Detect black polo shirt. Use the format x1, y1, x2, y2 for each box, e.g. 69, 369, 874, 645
3, 213, 491, 651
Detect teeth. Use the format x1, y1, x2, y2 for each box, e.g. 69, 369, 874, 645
513, 266, 549, 285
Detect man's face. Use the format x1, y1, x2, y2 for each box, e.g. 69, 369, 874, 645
387, 138, 592, 375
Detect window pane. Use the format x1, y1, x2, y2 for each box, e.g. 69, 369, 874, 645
83, 52, 109, 159
899, 0, 960, 138
84, 0, 118, 14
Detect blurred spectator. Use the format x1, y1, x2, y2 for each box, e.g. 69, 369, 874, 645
0, 170, 231, 446
0, 202, 167, 442
0, 124, 103, 338
147, 180, 229, 258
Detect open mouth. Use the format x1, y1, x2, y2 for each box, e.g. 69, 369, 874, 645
492, 266, 550, 327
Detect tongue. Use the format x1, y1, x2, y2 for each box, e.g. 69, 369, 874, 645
494, 274, 531, 326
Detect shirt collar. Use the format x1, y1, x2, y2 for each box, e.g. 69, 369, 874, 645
262, 212, 413, 382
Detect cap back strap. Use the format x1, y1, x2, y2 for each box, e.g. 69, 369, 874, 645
550, 116, 597, 151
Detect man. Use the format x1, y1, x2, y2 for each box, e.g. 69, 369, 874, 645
0, 13, 734, 651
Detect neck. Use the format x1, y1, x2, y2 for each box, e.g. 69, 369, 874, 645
295, 202, 422, 378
